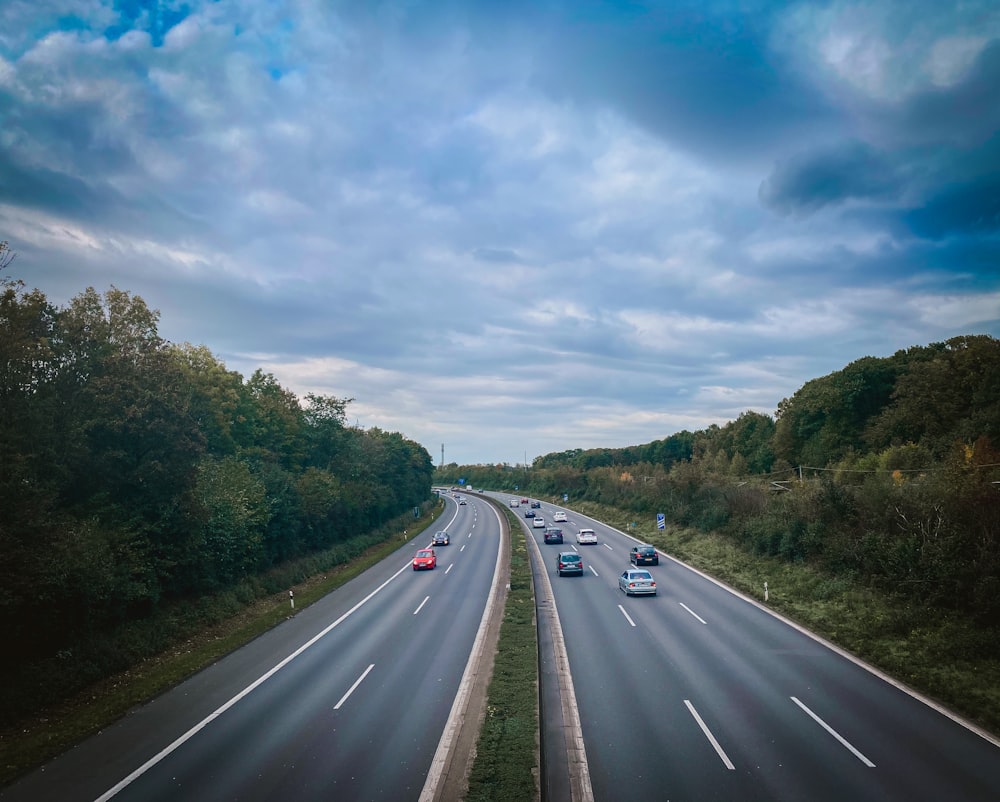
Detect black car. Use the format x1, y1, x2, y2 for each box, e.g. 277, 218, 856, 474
556, 552, 583, 576
432, 531, 450, 546
524, 509, 535, 518
530, 500, 541, 508
629, 544, 659, 565
543, 527, 564, 545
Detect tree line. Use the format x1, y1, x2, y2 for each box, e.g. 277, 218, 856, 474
1, 272, 434, 669
438, 335, 1000, 628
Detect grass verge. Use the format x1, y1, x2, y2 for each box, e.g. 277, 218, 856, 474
573, 499, 1000, 737
465, 510, 539, 802
0, 503, 446, 788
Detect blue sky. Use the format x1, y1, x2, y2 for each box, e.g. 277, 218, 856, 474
2, 0, 998, 466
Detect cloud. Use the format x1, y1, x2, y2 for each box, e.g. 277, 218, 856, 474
0, 0, 998, 466
759, 141, 901, 216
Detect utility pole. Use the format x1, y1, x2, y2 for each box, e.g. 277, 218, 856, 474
441, 443, 444, 467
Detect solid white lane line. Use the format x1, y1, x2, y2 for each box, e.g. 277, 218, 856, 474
791, 696, 876, 767
679, 602, 707, 624
617, 604, 636, 627
684, 700, 735, 770
588, 565, 599, 577
334, 664, 375, 710
413, 595, 430, 615
95, 559, 414, 801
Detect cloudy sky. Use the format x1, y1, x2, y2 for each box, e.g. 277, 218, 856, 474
2, 1, 998, 466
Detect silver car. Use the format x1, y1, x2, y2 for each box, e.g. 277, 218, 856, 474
619, 569, 657, 596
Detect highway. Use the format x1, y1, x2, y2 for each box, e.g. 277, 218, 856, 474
9, 489, 1000, 801
2, 493, 503, 802
517, 495, 1000, 802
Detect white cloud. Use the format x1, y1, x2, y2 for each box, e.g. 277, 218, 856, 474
1, 0, 997, 466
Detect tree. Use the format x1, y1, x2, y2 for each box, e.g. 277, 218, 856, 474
0, 240, 15, 273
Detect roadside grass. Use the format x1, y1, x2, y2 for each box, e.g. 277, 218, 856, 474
573, 500, 1000, 737
466, 510, 539, 802
0, 503, 446, 788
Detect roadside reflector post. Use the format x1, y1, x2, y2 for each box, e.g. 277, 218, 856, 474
289, 590, 295, 610
764, 581, 769, 602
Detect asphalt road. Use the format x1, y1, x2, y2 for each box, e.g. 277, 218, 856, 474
2, 494, 503, 802
517, 496, 1000, 802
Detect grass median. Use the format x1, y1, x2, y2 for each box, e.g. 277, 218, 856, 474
465, 508, 539, 802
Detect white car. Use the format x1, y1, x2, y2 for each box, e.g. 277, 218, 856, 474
552, 511, 568, 522
532, 517, 545, 528
576, 528, 598, 545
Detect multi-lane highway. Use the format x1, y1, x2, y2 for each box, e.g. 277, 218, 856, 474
8, 489, 1000, 801
518, 496, 1000, 801
2, 493, 504, 802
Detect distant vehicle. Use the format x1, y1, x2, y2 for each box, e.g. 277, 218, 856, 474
521, 497, 529, 505
576, 528, 598, 545
619, 569, 656, 596
629, 544, 659, 566
459, 499, 467, 505
432, 531, 450, 546
530, 500, 541, 508
532, 517, 545, 528
552, 511, 568, 522
524, 509, 535, 518
510, 498, 520, 507
544, 528, 564, 544
413, 549, 437, 571
556, 552, 583, 576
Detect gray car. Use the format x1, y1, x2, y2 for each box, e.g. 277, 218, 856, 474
556, 552, 583, 576
619, 568, 656, 595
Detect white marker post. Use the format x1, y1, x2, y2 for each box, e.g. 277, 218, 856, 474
289, 590, 295, 610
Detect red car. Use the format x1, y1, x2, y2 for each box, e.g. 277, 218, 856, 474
413, 548, 437, 571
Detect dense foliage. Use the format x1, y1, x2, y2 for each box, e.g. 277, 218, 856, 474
439, 336, 1000, 628
1, 276, 434, 671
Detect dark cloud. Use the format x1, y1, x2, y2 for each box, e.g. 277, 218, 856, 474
528, 1, 838, 162
758, 141, 902, 216
905, 174, 1000, 239
885, 40, 1000, 148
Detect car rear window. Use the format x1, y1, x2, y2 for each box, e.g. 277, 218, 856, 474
561, 554, 580, 562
